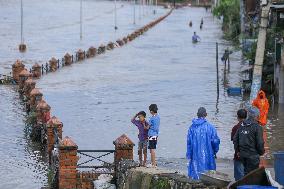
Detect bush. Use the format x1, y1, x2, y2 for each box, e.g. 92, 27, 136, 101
213, 0, 240, 41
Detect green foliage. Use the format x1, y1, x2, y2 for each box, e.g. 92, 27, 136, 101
153, 178, 170, 189
213, 0, 240, 41
47, 167, 55, 187
25, 111, 37, 126
244, 41, 257, 62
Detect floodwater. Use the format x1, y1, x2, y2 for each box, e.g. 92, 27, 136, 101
0, 86, 48, 188
0, 0, 166, 188
0, 0, 166, 73
1, 0, 284, 188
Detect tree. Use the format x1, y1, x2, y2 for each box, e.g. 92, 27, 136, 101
213, 0, 240, 41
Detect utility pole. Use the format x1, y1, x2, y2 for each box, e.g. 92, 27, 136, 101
142, 0, 145, 16
21, 0, 23, 44
80, 0, 82, 40
146, 0, 148, 15
133, 0, 136, 24
139, 0, 141, 19
114, 0, 118, 30
216, 42, 220, 97
19, 0, 26, 52
155, 0, 157, 14
249, 4, 270, 101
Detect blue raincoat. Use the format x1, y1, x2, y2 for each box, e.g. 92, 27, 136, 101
186, 118, 220, 180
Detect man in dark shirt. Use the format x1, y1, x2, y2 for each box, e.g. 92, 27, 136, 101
231, 109, 247, 181
234, 107, 265, 175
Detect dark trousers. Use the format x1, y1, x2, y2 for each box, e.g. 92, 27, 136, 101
234, 160, 244, 181
240, 156, 260, 175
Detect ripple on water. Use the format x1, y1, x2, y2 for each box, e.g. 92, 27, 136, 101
0, 86, 49, 188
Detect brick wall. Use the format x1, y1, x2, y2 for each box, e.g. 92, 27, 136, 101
59, 137, 79, 189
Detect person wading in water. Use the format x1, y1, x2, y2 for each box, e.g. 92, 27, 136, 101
192, 32, 201, 43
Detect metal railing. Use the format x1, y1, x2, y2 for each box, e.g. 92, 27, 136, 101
77, 149, 116, 174
41, 51, 88, 75
0, 73, 16, 85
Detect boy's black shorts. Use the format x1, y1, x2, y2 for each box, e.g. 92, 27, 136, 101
148, 137, 158, 149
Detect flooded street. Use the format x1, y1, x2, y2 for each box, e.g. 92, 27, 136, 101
37, 9, 242, 158
1, 0, 284, 188
0, 0, 166, 73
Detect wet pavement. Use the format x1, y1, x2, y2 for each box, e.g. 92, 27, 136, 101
1, 1, 284, 188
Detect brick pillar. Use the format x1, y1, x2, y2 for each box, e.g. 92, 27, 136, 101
47, 116, 63, 162
113, 134, 134, 179
32, 63, 42, 78
123, 37, 128, 44
36, 100, 51, 125
12, 60, 25, 83
127, 35, 132, 42
29, 88, 43, 111
23, 78, 36, 98
116, 39, 124, 46
59, 136, 78, 189
98, 45, 106, 54
87, 46, 97, 58
49, 57, 58, 72
107, 42, 114, 50
18, 69, 32, 92
77, 49, 85, 61
113, 134, 134, 164
64, 53, 72, 66
19, 43, 27, 52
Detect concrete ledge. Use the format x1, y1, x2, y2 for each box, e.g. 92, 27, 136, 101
118, 166, 212, 189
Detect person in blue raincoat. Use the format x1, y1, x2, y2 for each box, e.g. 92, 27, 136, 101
186, 107, 220, 180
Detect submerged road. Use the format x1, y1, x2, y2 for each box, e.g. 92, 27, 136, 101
0, 0, 165, 187
38, 8, 242, 159
38, 7, 284, 168
0, 0, 166, 73
1, 2, 284, 188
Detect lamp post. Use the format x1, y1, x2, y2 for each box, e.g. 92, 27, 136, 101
19, 0, 26, 52
133, 0, 136, 24
155, 0, 157, 13
139, 0, 141, 19
216, 42, 219, 97
146, 0, 149, 15
21, 0, 23, 44
142, 0, 145, 16
80, 0, 82, 40
114, 0, 118, 30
